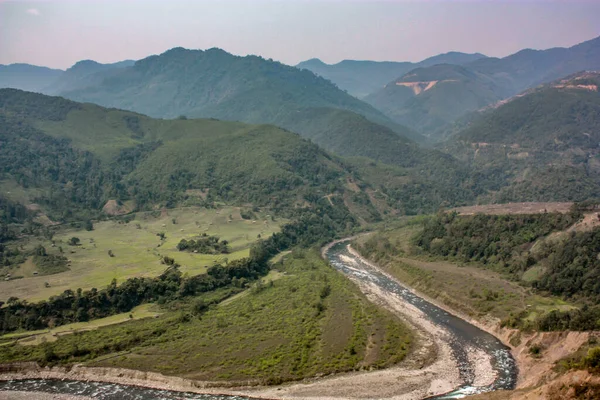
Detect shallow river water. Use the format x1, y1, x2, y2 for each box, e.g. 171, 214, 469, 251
0, 240, 517, 399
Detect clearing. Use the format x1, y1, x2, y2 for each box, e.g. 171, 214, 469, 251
450, 202, 573, 215
0, 206, 282, 302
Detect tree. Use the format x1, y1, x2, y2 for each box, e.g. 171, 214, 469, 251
84, 220, 94, 231
34, 245, 47, 257
68, 237, 80, 246
192, 298, 208, 316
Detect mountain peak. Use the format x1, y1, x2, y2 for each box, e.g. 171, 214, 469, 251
297, 58, 327, 68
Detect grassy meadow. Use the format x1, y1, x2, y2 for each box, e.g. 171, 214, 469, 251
0, 250, 412, 383
0, 206, 281, 302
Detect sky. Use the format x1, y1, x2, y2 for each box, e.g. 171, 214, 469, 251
1, 0, 600, 69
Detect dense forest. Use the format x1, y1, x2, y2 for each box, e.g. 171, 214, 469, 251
415, 210, 600, 331
414, 211, 577, 274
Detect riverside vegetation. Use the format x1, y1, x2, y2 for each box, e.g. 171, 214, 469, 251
0, 245, 412, 383
354, 207, 600, 384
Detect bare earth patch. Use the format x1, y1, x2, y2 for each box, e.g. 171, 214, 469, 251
450, 202, 572, 215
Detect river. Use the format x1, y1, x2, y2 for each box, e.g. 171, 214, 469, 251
0, 240, 517, 399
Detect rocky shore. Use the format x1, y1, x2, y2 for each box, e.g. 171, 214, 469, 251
0, 392, 92, 400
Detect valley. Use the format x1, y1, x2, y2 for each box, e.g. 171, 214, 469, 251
2, 10, 600, 399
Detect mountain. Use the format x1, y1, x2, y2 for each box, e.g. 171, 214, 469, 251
44, 59, 135, 94
364, 64, 504, 135
468, 36, 600, 95
0, 89, 480, 223
296, 52, 487, 98
56, 48, 397, 131
0, 88, 369, 218
296, 59, 413, 99
443, 71, 600, 202
49, 48, 429, 148
0, 64, 64, 93
367, 36, 600, 139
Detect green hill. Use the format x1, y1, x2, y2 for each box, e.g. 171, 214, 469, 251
0, 89, 384, 221
0, 89, 482, 225
54, 48, 410, 140
443, 72, 600, 202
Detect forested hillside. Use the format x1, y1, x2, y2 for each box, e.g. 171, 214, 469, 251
366, 36, 600, 139
0, 89, 389, 224
443, 72, 600, 203
53, 48, 407, 140
414, 209, 600, 331
365, 64, 503, 134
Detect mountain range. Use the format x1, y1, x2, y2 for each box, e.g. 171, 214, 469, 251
365, 36, 600, 138
2, 37, 600, 218
296, 52, 487, 98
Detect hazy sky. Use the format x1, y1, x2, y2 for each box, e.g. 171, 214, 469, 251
1, 0, 599, 69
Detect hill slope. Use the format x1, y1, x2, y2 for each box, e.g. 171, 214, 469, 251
0, 89, 483, 223
365, 64, 503, 134
56, 47, 406, 138
443, 71, 600, 202
0, 89, 385, 221
367, 36, 600, 138
296, 52, 487, 98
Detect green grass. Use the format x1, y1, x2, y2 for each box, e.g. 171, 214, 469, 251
0, 206, 282, 303
0, 250, 412, 383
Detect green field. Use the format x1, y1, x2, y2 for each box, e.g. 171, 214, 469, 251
0, 206, 281, 302
0, 250, 412, 383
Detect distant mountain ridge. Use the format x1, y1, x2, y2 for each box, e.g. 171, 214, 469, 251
0, 59, 136, 95
0, 64, 63, 93
366, 35, 600, 139
44, 59, 136, 94
296, 52, 487, 98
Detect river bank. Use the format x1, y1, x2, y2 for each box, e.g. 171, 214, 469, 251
345, 242, 599, 394
0, 391, 92, 400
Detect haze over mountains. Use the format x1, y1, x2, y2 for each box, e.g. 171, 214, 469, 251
365, 36, 600, 137
296, 51, 487, 98
2, 35, 600, 215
